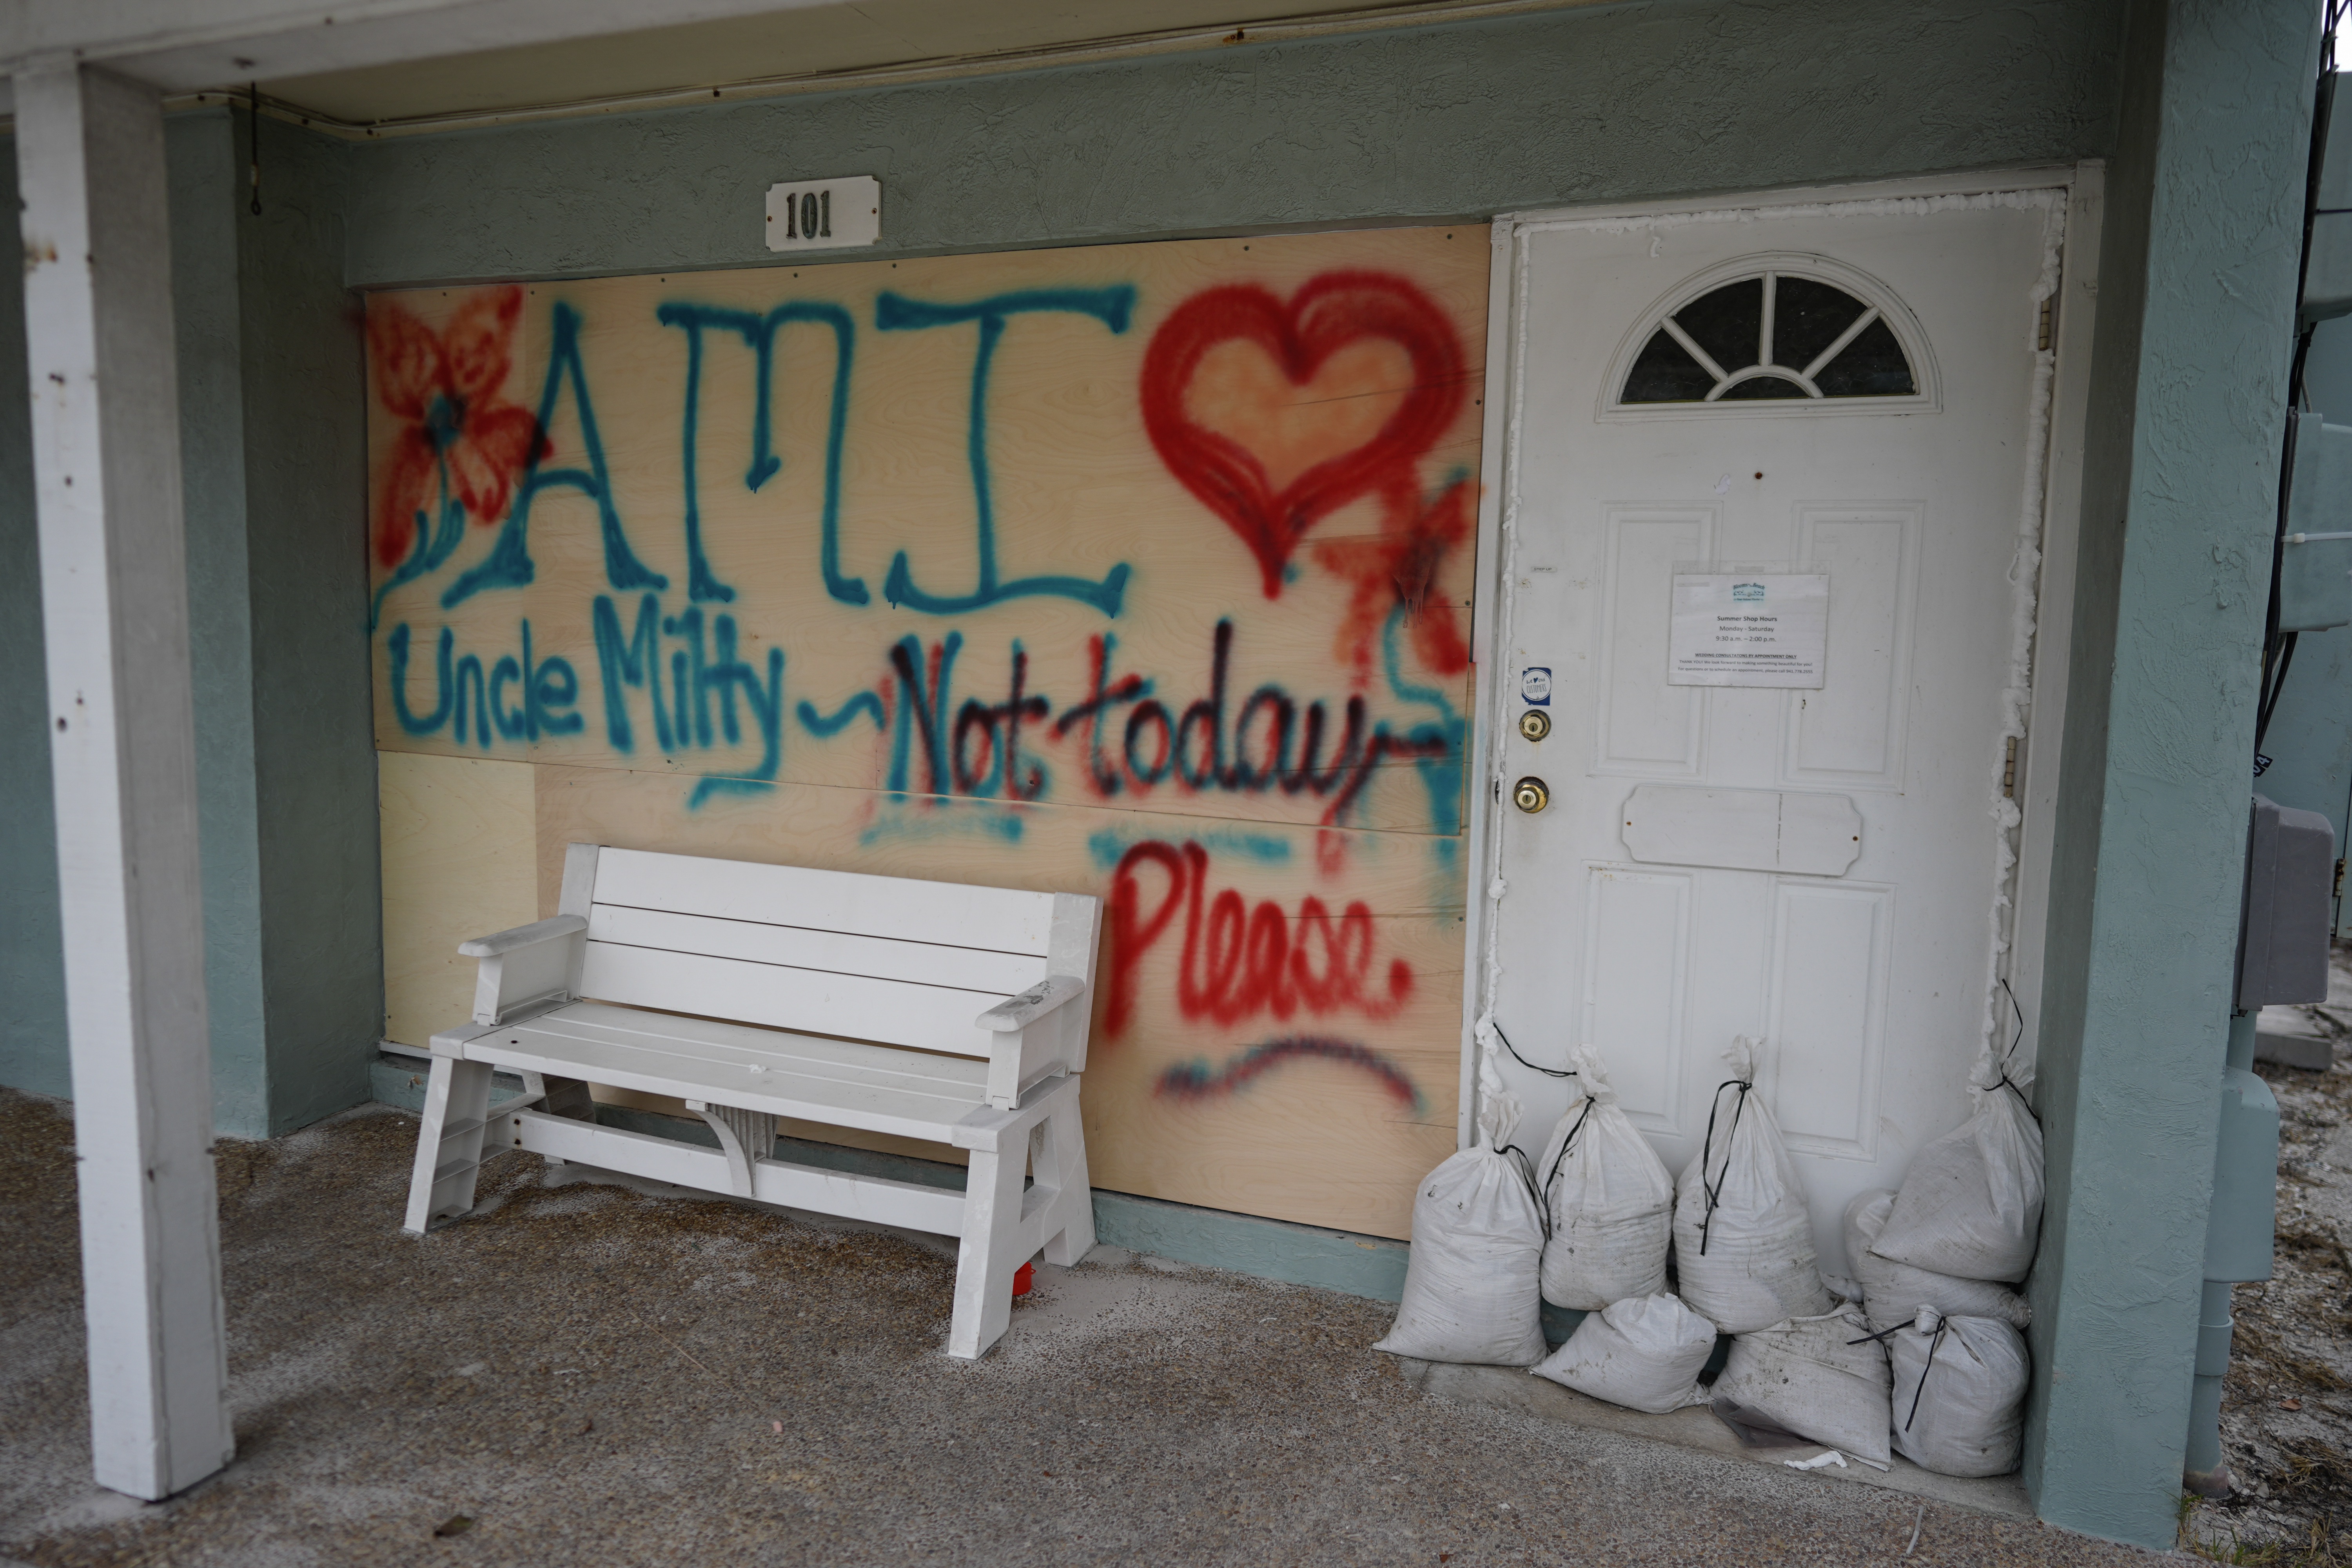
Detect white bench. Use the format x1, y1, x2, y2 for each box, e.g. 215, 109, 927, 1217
401, 842, 1101, 1359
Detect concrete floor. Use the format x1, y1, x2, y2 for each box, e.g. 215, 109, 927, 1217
0, 1089, 2163, 1566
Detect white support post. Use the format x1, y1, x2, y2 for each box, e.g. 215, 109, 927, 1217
16, 62, 234, 1500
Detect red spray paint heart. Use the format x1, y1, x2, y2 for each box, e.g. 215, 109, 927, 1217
1140, 270, 1465, 599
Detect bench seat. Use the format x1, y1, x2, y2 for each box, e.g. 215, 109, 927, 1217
401, 843, 1102, 1360
440, 1001, 1000, 1143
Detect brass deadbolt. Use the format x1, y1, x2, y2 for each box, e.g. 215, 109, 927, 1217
1512, 776, 1550, 813
1518, 709, 1552, 742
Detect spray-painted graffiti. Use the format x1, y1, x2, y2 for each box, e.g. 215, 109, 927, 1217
368, 286, 548, 626
1158, 1037, 1426, 1111
368, 231, 1483, 1239
1140, 270, 1466, 601
1104, 839, 1414, 1035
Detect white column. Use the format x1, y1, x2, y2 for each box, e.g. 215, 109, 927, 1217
15, 62, 233, 1500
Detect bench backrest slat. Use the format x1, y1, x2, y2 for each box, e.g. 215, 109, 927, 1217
572, 846, 1075, 1060
580, 942, 1008, 1056
586, 904, 1045, 996
592, 848, 1054, 954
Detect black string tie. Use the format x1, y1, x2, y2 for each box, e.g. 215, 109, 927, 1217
1491, 1020, 1579, 1080
1905, 1318, 1950, 1432
1541, 1097, 1597, 1226
1486, 1022, 1580, 1240
1696, 1078, 1753, 1256
1993, 980, 2042, 1127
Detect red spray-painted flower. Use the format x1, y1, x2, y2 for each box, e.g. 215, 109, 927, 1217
370, 285, 544, 571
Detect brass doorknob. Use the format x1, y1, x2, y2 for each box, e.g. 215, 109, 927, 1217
1518, 709, 1552, 742
1512, 776, 1550, 813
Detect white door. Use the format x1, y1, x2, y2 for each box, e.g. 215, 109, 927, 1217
1482, 189, 2066, 1273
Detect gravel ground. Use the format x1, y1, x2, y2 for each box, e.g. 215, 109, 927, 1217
0, 1086, 2161, 1567
2183, 953, 2352, 1563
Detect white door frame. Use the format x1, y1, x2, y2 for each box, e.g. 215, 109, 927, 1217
1456, 162, 2109, 1146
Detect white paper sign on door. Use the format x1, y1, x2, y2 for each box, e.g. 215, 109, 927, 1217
1667, 573, 1829, 688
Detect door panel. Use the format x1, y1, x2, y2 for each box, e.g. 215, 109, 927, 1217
1784, 506, 1919, 787
1579, 864, 1691, 1132
1596, 509, 1715, 774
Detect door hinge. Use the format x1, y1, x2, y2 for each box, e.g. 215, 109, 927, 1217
2036, 298, 2053, 353
2003, 736, 2019, 798
2336, 857, 2345, 900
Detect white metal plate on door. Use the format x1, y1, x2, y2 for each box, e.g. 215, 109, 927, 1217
1619, 784, 1862, 876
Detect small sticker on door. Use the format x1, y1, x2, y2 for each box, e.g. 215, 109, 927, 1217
1521, 667, 1552, 705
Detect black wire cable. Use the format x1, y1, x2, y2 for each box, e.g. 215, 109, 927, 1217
247, 83, 263, 217
2256, 13, 2343, 761
1489, 1020, 1578, 1080
1695, 1078, 1753, 1256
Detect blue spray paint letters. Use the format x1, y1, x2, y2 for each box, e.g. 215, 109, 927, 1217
656, 301, 864, 608
1381, 603, 1468, 838
873, 287, 1138, 617
588, 593, 784, 806
387, 621, 582, 749
797, 690, 886, 738
388, 624, 453, 735
443, 301, 670, 609
592, 593, 671, 752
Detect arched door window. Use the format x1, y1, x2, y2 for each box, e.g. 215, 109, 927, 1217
1605, 255, 1936, 416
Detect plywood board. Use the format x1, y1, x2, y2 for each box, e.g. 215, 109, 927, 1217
367, 225, 1486, 1239
378, 751, 538, 1047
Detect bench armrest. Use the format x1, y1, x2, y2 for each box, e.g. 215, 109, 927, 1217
459, 915, 587, 958
975, 975, 1087, 1032
461, 915, 588, 1025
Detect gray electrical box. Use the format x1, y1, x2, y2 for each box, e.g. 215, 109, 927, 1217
2237, 794, 2337, 1009
2281, 410, 2352, 631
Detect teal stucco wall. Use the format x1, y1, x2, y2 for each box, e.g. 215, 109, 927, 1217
0, 109, 378, 1137
345, 0, 2129, 286
2022, 0, 2319, 1546
0, 150, 63, 1104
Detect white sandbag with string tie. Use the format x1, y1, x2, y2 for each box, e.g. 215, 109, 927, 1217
1871, 1048, 2045, 1285
1535, 1046, 1675, 1310
1887, 1308, 2030, 1477
1672, 1038, 1831, 1334
1708, 1304, 1894, 1469
1373, 1089, 1548, 1367
1844, 1191, 2032, 1333
1530, 1291, 1717, 1414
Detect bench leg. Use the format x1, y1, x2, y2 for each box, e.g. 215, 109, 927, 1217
946, 1134, 1029, 1360
403, 1056, 495, 1235
1035, 1086, 1095, 1267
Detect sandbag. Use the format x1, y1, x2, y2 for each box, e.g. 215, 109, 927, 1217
1844, 1191, 2032, 1333
1536, 1046, 1674, 1310
1710, 1305, 1893, 1469
1374, 1091, 1548, 1367
1531, 1292, 1717, 1414
1888, 1308, 2029, 1477
1672, 1040, 1830, 1334
1872, 1057, 2043, 1284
